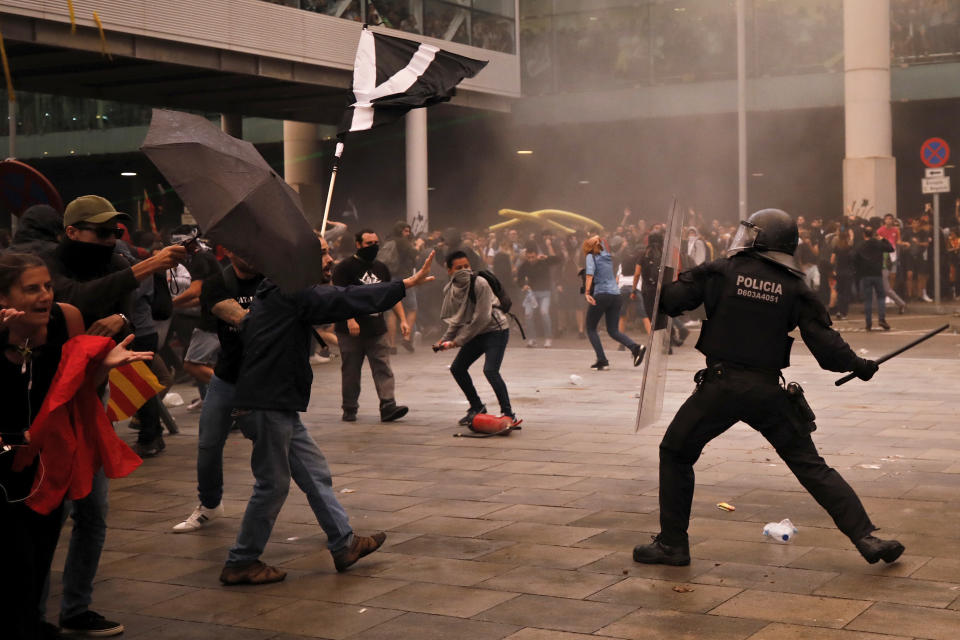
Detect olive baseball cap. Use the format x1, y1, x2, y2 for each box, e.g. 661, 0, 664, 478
63, 195, 131, 228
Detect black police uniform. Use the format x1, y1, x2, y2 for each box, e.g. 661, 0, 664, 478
655, 251, 878, 548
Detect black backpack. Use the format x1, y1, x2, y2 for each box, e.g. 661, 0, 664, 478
468, 270, 525, 339
469, 270, 511, 313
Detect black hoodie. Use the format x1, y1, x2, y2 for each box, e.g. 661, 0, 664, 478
235, 278, 405, 412
8, 204, 61, 260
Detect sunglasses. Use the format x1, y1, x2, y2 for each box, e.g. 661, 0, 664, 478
74, 224, 124, 240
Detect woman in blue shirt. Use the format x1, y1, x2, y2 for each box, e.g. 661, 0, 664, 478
583, 236, 646, 370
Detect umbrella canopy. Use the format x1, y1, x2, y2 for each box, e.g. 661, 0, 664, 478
141, 109, 324, 291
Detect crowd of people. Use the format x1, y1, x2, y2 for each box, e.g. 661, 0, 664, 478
2, 191, 955, 638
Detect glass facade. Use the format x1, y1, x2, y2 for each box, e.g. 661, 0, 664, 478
520, 0, 960, 96
891, 0, 960, 65
262, 0, 517, 52
1, 94, 154, 137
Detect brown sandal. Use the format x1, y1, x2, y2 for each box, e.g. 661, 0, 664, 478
220, 560, 287, 585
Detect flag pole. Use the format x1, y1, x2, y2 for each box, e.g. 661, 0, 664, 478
319, 140, 344, 236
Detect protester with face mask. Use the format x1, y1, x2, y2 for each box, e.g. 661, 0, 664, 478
45, 195, 185, 637
332, 229, 410, 423
435, 251, 520, 427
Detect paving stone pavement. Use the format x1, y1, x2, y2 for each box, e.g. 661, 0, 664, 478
47, 328, 960, 639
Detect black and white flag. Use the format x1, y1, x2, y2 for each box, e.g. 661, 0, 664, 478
339, 26, 488, 135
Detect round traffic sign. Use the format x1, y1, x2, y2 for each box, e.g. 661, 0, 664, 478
0, 159, 63, 216
921, 137, 950, 168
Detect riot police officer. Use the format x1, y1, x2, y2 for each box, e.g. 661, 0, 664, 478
634, 209, 904, 567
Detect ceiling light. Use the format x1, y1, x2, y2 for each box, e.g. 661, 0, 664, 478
121, 172, 137, 177
516, 150, 533, 155
578, 180, 590, 184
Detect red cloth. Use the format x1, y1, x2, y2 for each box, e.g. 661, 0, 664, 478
13, 335, 142, 514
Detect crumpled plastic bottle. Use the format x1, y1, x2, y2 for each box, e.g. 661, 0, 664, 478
762, 518, 798, 543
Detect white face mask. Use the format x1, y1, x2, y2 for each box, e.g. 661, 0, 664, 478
452, 268, 472, 284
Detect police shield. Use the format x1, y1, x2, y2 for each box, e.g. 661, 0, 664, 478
635, 198, 684, 432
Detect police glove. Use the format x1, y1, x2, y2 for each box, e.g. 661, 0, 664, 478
853, 358, 879, 381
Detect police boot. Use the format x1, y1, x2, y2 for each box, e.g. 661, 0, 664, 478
855, 535, 905, 564
633, 534, 690, 566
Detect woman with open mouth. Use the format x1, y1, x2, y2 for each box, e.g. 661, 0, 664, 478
0, 252, 152, 639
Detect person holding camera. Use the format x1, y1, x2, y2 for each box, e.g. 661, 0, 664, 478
47, 195, 185, 637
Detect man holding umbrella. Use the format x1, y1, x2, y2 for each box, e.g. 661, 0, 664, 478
219, 239, 436, 585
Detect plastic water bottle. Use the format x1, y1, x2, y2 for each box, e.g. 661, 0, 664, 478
762, 518, 798, 543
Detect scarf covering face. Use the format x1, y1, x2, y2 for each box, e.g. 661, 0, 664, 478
440, 269, 473, 327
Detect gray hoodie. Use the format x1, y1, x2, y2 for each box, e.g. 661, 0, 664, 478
440, 269, 507, 345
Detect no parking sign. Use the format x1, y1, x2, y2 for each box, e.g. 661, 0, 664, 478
921, 137, 950, 168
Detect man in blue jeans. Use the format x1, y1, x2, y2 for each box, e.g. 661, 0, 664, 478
219, 240, 436, 585
854, 227, 894, 331
173, 251, 263, 532
517, 241, 559, 348
435, 251, 520, 427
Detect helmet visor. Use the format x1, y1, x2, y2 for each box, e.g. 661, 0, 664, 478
727, 220, 760, 255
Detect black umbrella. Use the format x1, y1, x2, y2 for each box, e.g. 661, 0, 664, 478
141, 109, 324, 291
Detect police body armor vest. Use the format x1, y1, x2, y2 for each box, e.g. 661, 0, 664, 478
695, 254, 802, 371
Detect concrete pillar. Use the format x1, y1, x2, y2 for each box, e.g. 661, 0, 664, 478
283, 120, 324, 225
843, 0, 895, 219
405, 108, 428, 235
220, 113, 243, 138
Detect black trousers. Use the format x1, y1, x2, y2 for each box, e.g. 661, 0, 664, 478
0, 499, 63, 639
133, 333, 163, 445
450, 329, 512, 416
658, 367, 876, 546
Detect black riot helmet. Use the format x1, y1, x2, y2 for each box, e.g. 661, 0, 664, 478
728, 209, 804, 277
729, 209, 799, 255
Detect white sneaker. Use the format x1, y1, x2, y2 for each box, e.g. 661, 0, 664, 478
187, 397, 203, 413
921, 293, 933, 302
526, 339, 537, 348
544, 339, 552, 348
173, 503, 224, 532
310, 353, 331, 365
885, 297, 894, 305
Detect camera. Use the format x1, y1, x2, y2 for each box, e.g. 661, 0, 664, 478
177, 229, 201, 256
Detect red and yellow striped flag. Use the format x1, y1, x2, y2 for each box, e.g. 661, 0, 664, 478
106, 361, 165, 423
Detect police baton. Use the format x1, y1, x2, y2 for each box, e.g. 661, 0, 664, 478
835, 324, 950, 386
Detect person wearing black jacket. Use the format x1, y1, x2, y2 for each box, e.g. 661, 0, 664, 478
46, 195, 186, 637
855, 227, 894, 331
220, 240, 435, 586
633, 209, 904, 568
7, 204, 62, 261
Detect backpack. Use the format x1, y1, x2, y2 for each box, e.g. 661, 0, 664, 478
469, 270, 512, 313
468, 270, 526, 339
